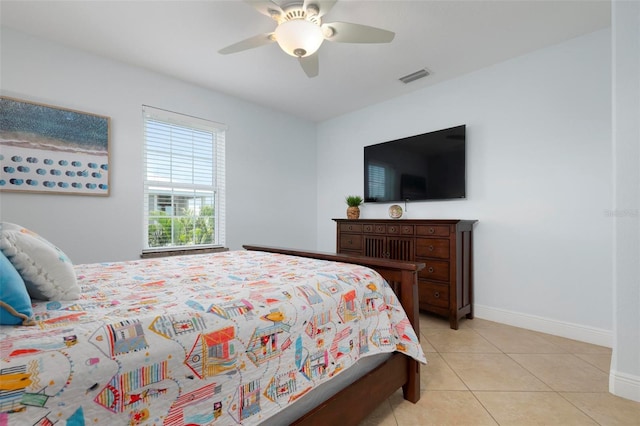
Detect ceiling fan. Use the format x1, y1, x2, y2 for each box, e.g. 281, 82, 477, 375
218, 0, 395, 78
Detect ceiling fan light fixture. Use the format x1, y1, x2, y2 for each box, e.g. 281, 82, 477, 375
275, 19, 324, 57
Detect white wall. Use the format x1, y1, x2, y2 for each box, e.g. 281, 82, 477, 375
610, 0, 640, 402
317, 29, 613, 345
0, 28, 318, 264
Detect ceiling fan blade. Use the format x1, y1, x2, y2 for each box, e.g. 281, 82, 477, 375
218, 33, 275, 55
323, 22, 395, 43
304, 0, 337, 18
244, 0, 284, 20
299, 53, 319, 78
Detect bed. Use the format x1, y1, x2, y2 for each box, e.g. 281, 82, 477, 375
0, 230, 425, 425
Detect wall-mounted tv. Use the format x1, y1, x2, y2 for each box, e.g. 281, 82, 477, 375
364, 125, 466, 203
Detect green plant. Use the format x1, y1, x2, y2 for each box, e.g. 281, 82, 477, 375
345, 195, 363, 207
148, 206, 215, 248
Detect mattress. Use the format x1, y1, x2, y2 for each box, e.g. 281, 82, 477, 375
0, 250, 425, 425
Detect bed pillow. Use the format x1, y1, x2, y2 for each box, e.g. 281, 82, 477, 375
0, 250, 35, 325
0, 222, 79, 301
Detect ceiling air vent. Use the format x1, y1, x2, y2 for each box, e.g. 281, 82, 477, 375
399, 69, 430, 84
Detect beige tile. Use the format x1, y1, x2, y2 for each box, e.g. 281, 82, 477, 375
423, 329, 501, 353
372, 315, 623, 426
421, 353, 468, 391
420, 314, 509, 331
509, 353, 609, 392
420, 336, 437, 353
419, 312, 451, 330
561, 392, 640, 426
474, 391, 598, 425
459, 317, 513, 330
535, 333, 613, 354
475, 326, 567, 353
452, 317, 473, 329
574, 353, 612, 373
389, 390, 497, 425
442, 353, 551, 391
358, 398, 397, 426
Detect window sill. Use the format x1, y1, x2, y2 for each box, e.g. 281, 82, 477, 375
140, 246, 229, 259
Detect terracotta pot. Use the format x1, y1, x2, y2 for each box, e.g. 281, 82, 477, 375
347, 206, 360, 219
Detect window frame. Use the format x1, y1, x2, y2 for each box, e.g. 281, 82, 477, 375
142, 105, 226, 255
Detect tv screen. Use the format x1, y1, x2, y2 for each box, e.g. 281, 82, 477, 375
364, 125, 466, 202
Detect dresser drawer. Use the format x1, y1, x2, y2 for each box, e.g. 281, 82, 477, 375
386, 224, 401, 235
340, 223, 362, 233
418, 259, 449, 282
416, 238, 450, 259
418, 281, 449, 309
363, 223, 387, 234
416, 225, 450, 237
400, 225, 414, 235
339, 234, 363, 251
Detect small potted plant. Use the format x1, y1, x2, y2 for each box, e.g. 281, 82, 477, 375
345, 195, 363, 219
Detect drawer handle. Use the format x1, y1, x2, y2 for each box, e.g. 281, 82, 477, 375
348, 239, 353, 245
428, 245, 434, 251
390, 227, 395, 232
434, 291, 440, 298
348, 226, 353, 231
429, 228, 435, 234
428, 267, 434, 273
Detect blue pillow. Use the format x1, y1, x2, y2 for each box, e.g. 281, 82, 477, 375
0, 250, 35, 325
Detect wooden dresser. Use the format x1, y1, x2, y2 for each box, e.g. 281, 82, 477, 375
334, 219, 477, 329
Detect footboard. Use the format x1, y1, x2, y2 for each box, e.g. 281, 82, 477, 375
243, 244, 425, 417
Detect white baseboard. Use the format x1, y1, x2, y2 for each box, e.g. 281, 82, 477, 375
609, 370, 640, 402
474, 304, 612, 348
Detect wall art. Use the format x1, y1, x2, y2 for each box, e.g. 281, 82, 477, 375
0, 96, 110, 196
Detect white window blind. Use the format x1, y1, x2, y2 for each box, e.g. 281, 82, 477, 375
143, 106, 226, 251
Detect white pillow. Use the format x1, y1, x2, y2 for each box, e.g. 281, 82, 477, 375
0, 222, 79, 301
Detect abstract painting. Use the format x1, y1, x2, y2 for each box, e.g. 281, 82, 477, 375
0, 97, 110, 195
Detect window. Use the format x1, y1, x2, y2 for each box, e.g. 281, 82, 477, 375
143, 106, 226, 252
367, 163, 386, 200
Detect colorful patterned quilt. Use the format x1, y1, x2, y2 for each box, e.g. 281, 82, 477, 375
0, 250, 426, 425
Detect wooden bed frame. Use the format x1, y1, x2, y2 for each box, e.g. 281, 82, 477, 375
243, 245, 426, 425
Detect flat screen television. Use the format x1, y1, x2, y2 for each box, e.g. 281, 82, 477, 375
364, 125, 466, 202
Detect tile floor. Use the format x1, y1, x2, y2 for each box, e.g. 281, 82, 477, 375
359, 313, 640, 425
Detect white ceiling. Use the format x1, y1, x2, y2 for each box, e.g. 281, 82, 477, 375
1, 0, 611, 122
